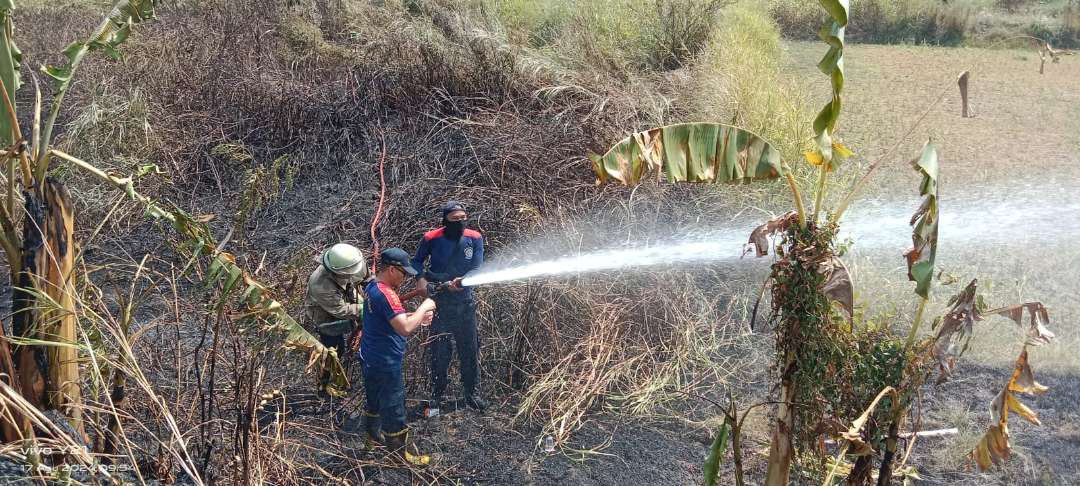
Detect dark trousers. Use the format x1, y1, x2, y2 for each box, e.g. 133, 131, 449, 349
430, 299, 479, 401
363, 365, 406, 434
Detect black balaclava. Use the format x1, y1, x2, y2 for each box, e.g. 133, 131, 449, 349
442, 201, 466, 241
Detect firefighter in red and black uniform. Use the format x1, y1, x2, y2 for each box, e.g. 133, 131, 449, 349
412, 201, 486, 414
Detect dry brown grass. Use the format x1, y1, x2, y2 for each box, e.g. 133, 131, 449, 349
0, 0, 796, 482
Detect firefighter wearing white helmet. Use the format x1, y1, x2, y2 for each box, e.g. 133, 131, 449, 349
306, 243, 370, 395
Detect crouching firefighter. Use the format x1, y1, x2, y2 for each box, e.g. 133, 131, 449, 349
306, 243, 369, 396
413, 201, 485, 416
360, 248, 437, 466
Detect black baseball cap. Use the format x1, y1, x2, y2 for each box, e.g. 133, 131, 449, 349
380, 248, 418, 276
442, 201, 466, 219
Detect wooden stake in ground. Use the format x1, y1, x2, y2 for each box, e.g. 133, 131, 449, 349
958, 71, 971, 118
1039, 42, 1057, 75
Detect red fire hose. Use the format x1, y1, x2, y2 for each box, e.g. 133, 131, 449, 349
349, 129, 387, 354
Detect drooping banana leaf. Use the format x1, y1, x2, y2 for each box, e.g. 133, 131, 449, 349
972, 347, 1048, 470
52, 149, 349, 396
807, 0, 848, 172
589, 122, 783, 185
202, 247, 348, 397
904, 141, 938, 298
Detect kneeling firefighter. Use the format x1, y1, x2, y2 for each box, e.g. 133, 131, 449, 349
360, 248, 437, 466
306, 243, 369, 395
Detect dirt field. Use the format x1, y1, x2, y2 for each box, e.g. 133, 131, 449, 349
353, 42, 1080, 485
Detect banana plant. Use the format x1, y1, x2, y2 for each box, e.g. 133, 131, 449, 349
0, 0, 164, 444
587, 2, 878, 484
0, 0, 347, 447
591, 0, 1056, 482
51, 149, 351, 396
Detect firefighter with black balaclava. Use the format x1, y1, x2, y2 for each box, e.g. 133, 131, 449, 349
306, 243, 369, 396
412, 201, 485, 416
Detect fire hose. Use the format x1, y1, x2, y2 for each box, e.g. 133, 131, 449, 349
347, 128, 388, 356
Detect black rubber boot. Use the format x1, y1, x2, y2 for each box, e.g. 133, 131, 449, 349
464, 394, 487, 411
384, 427, 431, 466
363, 411, 383, 450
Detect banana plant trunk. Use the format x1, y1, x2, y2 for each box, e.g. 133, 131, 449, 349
11, 178, 83, 438
764, 367, 795, 486
876, 418, 900, 485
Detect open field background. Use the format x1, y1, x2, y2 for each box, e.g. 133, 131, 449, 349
781, 40, 1080, 485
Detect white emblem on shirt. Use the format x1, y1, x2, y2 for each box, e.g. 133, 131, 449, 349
464, 247, 474, 260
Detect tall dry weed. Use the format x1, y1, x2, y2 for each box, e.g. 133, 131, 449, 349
688, 3, 816, 191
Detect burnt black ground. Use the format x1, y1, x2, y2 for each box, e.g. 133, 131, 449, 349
344, 403, 707, 485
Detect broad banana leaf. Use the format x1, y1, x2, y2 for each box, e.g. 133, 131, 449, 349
589, 123, 783, 185
52, 149, 349, 396
904, 141, 939, 298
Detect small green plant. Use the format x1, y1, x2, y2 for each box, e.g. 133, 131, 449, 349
235, 153, 298, 232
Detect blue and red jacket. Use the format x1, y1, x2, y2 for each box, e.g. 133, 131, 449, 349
412, 227, 483, 302
359, 280, 407, 370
